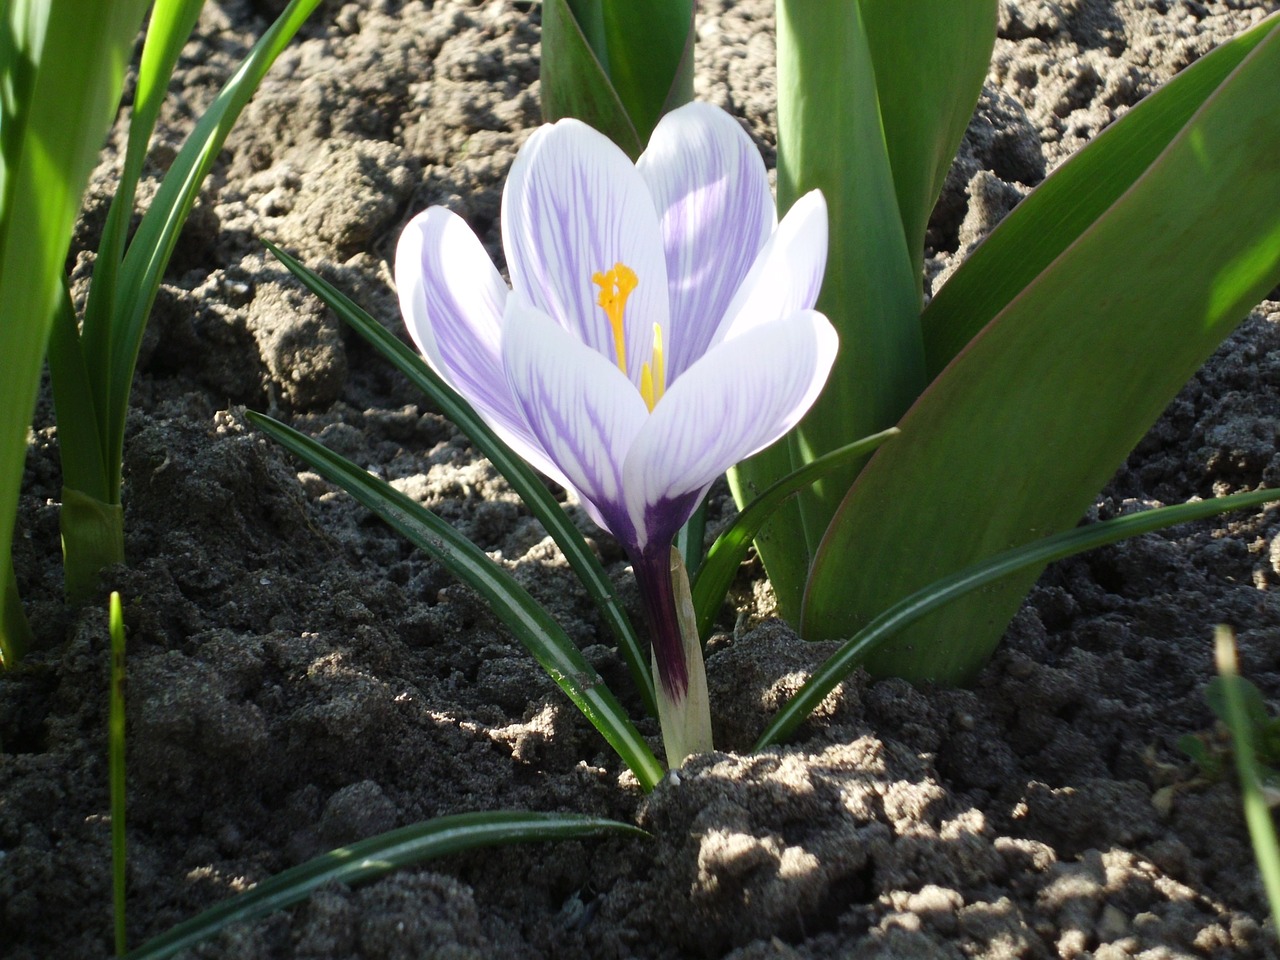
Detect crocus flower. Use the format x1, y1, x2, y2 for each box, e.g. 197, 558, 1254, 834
396, 101, 837, 714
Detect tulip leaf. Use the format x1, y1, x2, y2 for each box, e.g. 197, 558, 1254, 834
804, 15, 1280, 684
599, 0, 695, 142
121, 812, 646, 960
731, 0, 926, 624
109, 591, 127, 957
760, 488, 1280, 749
693, 429, 899, 641
540, 0, 643, 157
263, 241, 656, 717
249, 412, 665, 791
859, 0, 998, 282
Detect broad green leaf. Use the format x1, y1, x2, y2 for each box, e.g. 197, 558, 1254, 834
759, 488, 1280, 749
859, 0, 998, 282
0, 0, 151, 664
694, 429, 898, 641
263, 241, 656, 716
804, 16, 1280, 683
540, 0, 643, 157
1213, 627, 1280, 921
249, 413, 665, 790
122, 812, 646, 960
731, 0, 925, 622
600, 0, 694, 142
921, 13, 1279, 374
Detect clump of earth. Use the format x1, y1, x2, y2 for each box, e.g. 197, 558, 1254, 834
4, 1, 1280, 957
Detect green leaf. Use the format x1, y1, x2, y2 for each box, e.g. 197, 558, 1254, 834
540, 0, 643, 157
90, 0, 323, 504
82, 0, 208, 410
859, 0, 998, 282
1213, 627, 1280, 923
248, 412, 665, 790
694, 429, 898, 641
262, 241, 656, 716
600, 0, 694, 142
758, 487, 1280, 749
731, 0, 926, 621
122, 812, 646, 960
0, 0, 152, 664
109, 591, 127, 957
804, 15, 1280, 683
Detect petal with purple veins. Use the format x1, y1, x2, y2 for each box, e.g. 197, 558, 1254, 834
637, 102, 776, 382
621, 310, 839, 548
713, 190, 829, 347
502, 293, 651, 544
502, 119, 669, 385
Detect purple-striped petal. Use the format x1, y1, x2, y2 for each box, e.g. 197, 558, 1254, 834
502, 293, 650, 543
636, 102, 775, 382
502, 119, 669, 387
621, 310, 839, 549
395, 207, 560, 481
712, 190, 829, 347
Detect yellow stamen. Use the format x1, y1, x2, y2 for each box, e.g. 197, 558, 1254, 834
640, 323, 666, 412
592, 262, 639, 373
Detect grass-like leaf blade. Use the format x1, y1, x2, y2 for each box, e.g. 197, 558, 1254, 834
122, 812, 646, 960
692, 429, 898, 640
248, 412, 664, 789
262, 240, 656, 715
759, 487, 1280, 749
1213, 627, 1280, 922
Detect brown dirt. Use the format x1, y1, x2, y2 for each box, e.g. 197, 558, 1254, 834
4, 1, 1280, 957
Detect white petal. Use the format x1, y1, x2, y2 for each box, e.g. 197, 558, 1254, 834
394, 207, 560, 481
502, 119, 669, 387
712, 190, 829, 347
503, 293, 650, 543
622, 311, 839, 546
637, 102, 776, 380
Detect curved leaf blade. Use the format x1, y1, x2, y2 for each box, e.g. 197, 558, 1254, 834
804, 17, 1280, 683
921, 12, 1279, 375
762, 488, 1280, 749
262, 241, 655, 716
122, 812, 646, 960
860, 0, 998, 281
540, 0, 643, 157
692, 429, 898, 640
248, 412, 664, 790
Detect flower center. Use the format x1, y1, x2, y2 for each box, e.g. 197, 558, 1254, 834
593, 262, 666, 412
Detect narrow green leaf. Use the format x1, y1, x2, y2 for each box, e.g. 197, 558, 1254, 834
540, 0, 643, 157
82, 0, 208, 408
122, 812, 646, 960
859, 0, 998, 282
97, 0, 322, 503
263, 241, 655, 715
805, 16, 1280, 683
248, 412, 664, 790
694, 429, 898, 641
1213, 626, 1280, 922
759, 488, 1280, 749
109, 591, 128, 957
0, 0, 152, 664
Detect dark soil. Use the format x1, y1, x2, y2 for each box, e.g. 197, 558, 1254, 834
4, 1, 1280, 957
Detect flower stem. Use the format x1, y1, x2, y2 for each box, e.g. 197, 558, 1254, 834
637, 546, 712, 768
